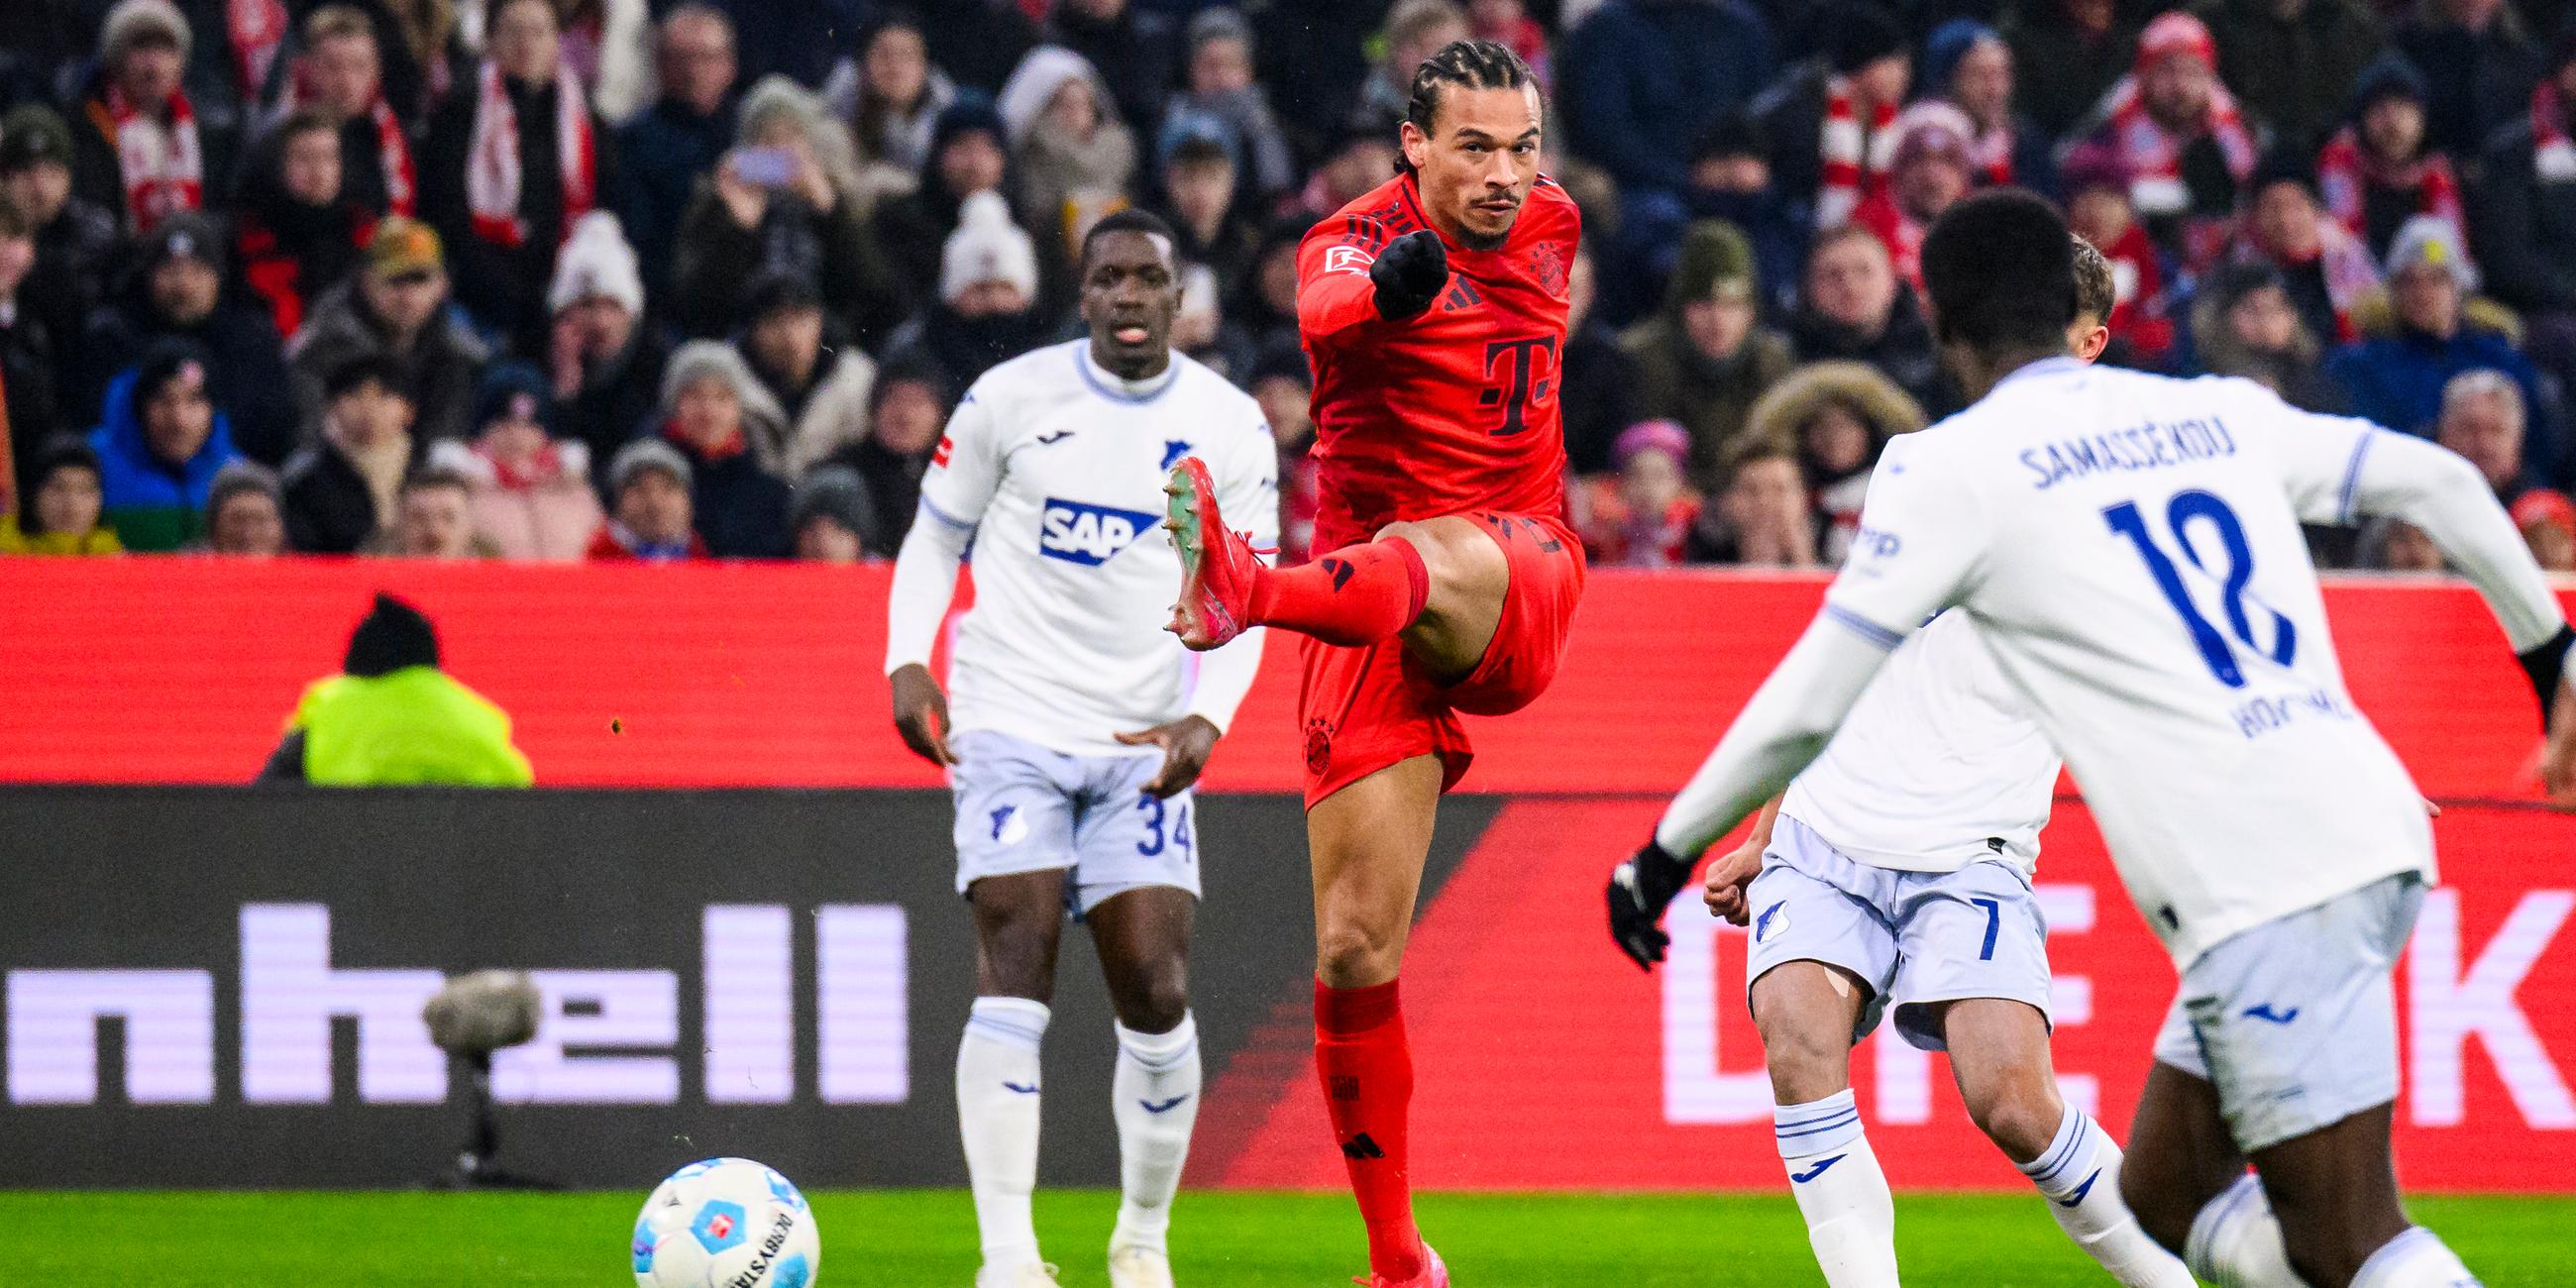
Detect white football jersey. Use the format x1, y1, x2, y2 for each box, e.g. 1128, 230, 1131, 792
1782, 609, 2060, 875
911, 341, 1277, 756
1825, 358, 2433, 964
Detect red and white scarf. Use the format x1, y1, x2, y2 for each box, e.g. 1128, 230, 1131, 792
2314, 128, 2462, 246
2534, 80, 2576, 183
285, 67, 418, 218
465, 59, 594, 250
1818, 76, 1897, 228
94, 84, 203, 233
2096, 73, 2256, 218
226, 0, 289, 100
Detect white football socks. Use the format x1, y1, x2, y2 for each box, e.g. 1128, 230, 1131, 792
2351, 1227, 2483, 1287
2015, 1107, 2196, 1287
1775, 1090, 1902, 1288
959, 996, 1051, 1271
2186, 1174, 2304, 1288
1111, 1012, 1202, 1253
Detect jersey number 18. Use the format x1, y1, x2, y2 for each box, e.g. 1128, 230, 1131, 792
2103, 490, 2298, 690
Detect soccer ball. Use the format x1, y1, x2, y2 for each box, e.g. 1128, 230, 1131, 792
632, 1157, 820, 1288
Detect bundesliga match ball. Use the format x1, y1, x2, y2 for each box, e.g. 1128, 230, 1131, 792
632, 1157, 820, 1288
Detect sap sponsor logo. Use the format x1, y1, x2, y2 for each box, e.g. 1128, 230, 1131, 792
1040, 498, 1158, 566
1657, 885, 2576, 1132
3, 904, 911, 1108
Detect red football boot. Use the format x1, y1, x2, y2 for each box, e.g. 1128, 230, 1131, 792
1354, 1243, 1448, 1288
1163, 456, 1260, 651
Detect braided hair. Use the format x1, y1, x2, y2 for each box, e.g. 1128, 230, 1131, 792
1398, 39, 1537, 174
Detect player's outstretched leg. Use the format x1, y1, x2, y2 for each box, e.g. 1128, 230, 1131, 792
1753, 963, 1901, 1288
1089, 888, 1202, 1288
1166, 461, 1510, 682
1308, 755, 1449, 1287
1936, 1000, 2194, 1287
960, 872, 1069, 1288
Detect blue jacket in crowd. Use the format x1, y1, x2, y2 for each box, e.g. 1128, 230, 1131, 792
88, 368, 242, 553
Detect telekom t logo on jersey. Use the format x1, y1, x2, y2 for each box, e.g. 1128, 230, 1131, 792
1478, 336, 1559, 437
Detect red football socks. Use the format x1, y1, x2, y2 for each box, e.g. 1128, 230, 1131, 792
1250, 539, 1431, 646
1316, 977, 1422, 1280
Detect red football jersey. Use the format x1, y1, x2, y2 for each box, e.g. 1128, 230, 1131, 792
1297, 171, 1580, 551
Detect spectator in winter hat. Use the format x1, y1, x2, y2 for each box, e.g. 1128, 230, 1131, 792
1786, 224, 1947, 417
1754, 2, 1909, 229
677, 75, 902, 346
235, 106, 376, 340
2190, 263, 2347, 414
652, 339, 791, 558
820, 351, 952, 558
737, 272, 878, 477
419, 0, 618, 361
2316, 54, 2465, 267
872, 96, 1015, 310
789, 462, 876, 563
1577, 419, 1704, 569
545, 210, 668, 479
2, 104, 120, 378
2231, 150, 2384, 346
1747, 359, 1924, 565
2061, 141, 2175, 365
589, 435, 705, 561
288, 216, 491, 447
1853, 101, 1979, 292
997, 46, 1135, 280
201, 458, 286, 556
89, 337, 244, 551
2512, 487, 2576, 572
1157, 7, 1295, 204
69, 0, 230, 236
1919, 19, 2056, 199
2330, 216, 2555, 464
884, 190, 1052, 388
82, 211, 298, 468
2190, 0, 2389, 155
2074, 10, 2258, 268
1619, 220, 1791, 492
282, 351, 420, 553
0, 438, 123, 556
613, 5, 739, 309
427, 360, 602, 561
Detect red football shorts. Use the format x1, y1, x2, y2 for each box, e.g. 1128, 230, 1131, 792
1298, 512, 1587, 808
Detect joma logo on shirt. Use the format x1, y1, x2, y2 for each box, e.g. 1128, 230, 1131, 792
1039, 498, 1159, 566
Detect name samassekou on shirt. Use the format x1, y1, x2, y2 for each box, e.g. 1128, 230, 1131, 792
2019, 417, 2240, 490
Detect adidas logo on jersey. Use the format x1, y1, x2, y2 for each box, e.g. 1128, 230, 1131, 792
1040, 498, 1159, 566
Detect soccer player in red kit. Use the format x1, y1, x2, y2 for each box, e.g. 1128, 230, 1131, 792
1162, 41, 1581, 1288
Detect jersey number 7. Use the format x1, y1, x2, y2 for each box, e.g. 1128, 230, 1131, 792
2103, 490, 2298, 690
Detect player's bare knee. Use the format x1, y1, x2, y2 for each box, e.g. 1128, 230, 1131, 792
1962, 1081, 2065, 1165
1316, 920, 1403, 989
1753, 1002, 1852, 1103
1110, 963, 1191, 1033
973, 911, 1062, 1002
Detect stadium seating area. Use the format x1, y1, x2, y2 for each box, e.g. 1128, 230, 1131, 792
0, 0, 2571, 572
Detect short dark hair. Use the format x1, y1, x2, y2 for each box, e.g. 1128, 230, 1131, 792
275, 104, 339, 147
2071, 235, 2115, 326
1080, 207, 1179, 271
1920, 188, 2076, 354
325, 353, 412, 401
1400, 39, 1536, 172
401, 464, 473, 497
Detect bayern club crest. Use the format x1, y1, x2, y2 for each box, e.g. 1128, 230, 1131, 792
1529, 240, 1568, 298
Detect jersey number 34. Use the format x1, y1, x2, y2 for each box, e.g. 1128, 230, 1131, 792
2103, 490, 2298, 690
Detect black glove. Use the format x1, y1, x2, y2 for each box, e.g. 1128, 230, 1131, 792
1369, 229, 1449, 321
1608, 837, 1696, 971
2522, 624, 2575, 731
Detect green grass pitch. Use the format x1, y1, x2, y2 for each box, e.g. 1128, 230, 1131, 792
12, 1190, 2571, 1285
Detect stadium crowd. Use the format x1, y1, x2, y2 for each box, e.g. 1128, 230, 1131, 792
0, 0, 2569, 571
